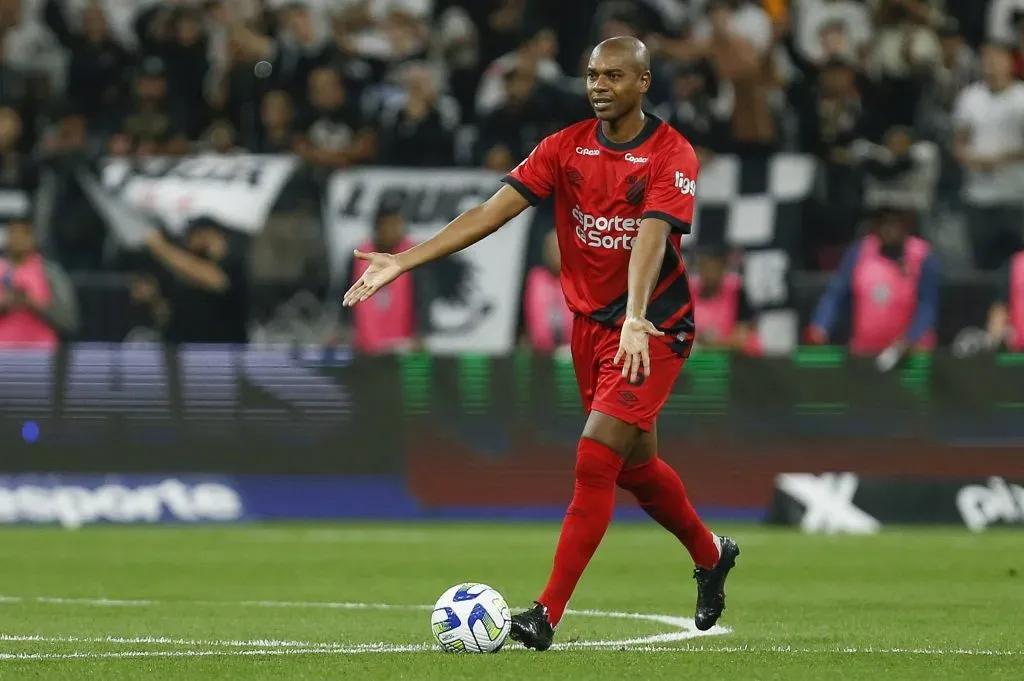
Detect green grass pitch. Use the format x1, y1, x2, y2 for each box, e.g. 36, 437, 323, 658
0, 523, 1021, 679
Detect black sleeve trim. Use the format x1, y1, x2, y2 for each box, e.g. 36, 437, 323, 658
641, 211, 691, 234
501, 175, 542, 206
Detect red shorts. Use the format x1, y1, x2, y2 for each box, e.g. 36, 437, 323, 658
571, 315, 689, 432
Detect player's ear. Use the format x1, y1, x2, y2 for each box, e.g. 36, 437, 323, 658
639, 70, 651, 94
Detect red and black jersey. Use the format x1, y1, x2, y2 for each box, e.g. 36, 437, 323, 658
503, 115, 697, 351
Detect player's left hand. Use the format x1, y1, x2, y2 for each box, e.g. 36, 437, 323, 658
615, 317, 664, 383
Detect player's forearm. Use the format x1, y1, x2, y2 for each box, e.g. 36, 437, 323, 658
395, 186, 529, 272
395, 205, 504, 272
625, 221, 671, 320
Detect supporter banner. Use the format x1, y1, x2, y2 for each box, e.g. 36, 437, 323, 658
687, 154, 817, 354
768, 474, 1024, 533
325, 168, 532, 354
86, 154, 300, 241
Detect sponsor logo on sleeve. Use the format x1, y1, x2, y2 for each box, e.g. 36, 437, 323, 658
674, 171, 696, 196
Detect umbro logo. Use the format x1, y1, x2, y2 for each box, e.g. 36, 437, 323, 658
566, 168, 584, 185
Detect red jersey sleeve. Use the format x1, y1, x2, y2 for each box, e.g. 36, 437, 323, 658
502, 133, 560, 205
641, 138, 698, 234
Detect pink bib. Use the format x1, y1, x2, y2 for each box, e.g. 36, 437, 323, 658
0, 254, 57, 349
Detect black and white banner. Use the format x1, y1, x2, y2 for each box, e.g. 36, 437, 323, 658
325, 168, 532, 355
84, 154, 300, 244
69, 153, 814, 353
769, 473, 1024, 533
686, 154, 816, 354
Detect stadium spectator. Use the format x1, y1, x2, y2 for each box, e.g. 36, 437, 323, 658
35, 105, 106, 273
110, 56, 189, 157
916, 19, 978, 148
341, 204, 427, 354
253, 90, 296, 153
201, 119, 243, 155
332, 0, 434, 65
133, 3, 212, 140
43, 0, 131, 125
795, 57, 870, 266
0, 107, 34, 224
523, 230, 571, 353
477, 62, 552, 170
143, 218, 249, 344
809, 204, 939, 364
952, 42, 1024, 270
792, 0, 874, 65
294, 67, 377, 177
691, 244, 761, 354
986, 247, 1024, 349
690, 0, 778, 152
866, 0, 943, 131
853, 126, 940, 216
655, 60, 733, 162
475, 27, 563, 118
378, 62, 460, 166
0, 214, 79, 347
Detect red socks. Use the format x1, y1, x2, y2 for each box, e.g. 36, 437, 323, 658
617, 457, 720, 569
537, 437, 624, 627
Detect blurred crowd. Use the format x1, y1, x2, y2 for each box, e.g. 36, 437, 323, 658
1, 0, 1023, 352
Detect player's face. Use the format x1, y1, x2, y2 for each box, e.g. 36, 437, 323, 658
586, 51, 650, 121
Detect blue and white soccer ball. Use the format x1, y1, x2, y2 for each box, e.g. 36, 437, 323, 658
430, 583, 511, 653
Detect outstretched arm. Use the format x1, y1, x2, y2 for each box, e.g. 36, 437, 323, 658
343, 184, 531, 306
397, 185, 530, 271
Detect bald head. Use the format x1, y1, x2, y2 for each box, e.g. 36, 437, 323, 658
591, 36, 651, 74
586, 36, 652, 122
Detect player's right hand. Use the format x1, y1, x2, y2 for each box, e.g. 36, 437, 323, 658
342, 250, 405, 307
615, 317, 664, 384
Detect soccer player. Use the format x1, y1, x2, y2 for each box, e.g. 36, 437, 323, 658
343, 36, 740, 651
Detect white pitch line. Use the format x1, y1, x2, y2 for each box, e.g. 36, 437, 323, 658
0, 643, 1021, 660
0, 594, 729, 651
0, 634, 348, 650
7, 595, 1017, 658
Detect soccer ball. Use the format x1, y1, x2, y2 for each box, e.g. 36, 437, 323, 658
430, 583, 511, 653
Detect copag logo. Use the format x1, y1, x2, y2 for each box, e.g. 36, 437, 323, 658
624, 153, 648, 164
571, 204, 639, 250
575, 147, 600, 156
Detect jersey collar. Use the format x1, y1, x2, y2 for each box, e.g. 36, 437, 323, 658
595, 114, 662, 152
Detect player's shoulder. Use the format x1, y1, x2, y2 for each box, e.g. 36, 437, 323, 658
651, 118, 697, 161
543, 119, 600, 149
651, 117, 700, 166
